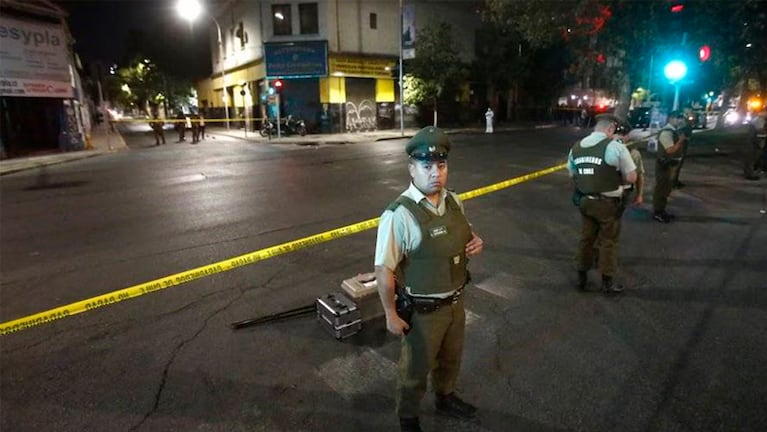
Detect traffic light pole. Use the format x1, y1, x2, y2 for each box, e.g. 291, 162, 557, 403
276, 94, 281, 138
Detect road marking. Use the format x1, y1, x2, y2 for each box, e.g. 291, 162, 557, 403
316, 348, 396, 399
474, 272, 518, 300
0, 163, 566, 335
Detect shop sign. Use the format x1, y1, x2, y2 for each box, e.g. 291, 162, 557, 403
329, 56, 396, 79
265, 41, 328, 78
0, 16, 73, 98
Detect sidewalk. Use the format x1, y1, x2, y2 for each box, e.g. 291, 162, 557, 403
205, 122, 556, 146
0, 124, 128, 176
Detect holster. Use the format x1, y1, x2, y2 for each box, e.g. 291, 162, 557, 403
395, 287, 414, 334
572, 188, 585, 207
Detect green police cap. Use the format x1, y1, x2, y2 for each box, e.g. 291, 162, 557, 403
405, 126, 451, 161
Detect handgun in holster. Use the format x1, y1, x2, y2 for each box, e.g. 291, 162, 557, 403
395, 286, 414, 335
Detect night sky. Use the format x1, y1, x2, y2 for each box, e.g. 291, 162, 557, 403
58, 0, 212, 79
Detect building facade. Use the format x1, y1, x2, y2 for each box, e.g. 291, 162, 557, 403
0, 0, 87, 159
194, 0, 480, 133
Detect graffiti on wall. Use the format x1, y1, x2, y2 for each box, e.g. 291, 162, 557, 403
345, 100, 377, 132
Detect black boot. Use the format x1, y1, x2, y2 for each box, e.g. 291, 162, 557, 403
399, 417, 423, 432
435, 393, 477, 419
577, 271, 588, 291
602, 276, 624, 294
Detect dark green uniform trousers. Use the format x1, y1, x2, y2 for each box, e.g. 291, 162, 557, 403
396, 297, 465, 418
577, 197, 622, 277
653, 160, 675, 214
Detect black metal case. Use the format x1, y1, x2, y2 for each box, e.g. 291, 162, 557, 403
315, 291, 362, 339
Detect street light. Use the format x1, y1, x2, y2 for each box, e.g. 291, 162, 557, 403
664, 59, 688, 111
176, 0, 230, 129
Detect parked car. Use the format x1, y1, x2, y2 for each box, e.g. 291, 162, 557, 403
685, 110, 707, 129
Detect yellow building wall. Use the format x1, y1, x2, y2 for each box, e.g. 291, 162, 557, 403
320, 77, 346, 104
376, 79, 395, 103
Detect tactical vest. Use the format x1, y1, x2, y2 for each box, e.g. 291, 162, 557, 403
386, 193, 472, 295
657, 126, 682, 161
571, 137, 621, 194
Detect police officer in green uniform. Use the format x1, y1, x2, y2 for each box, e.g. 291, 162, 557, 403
374, 127, 484, 432
652, 111, 687, 223
568, 114, 637, 293
744, 109, 766, 180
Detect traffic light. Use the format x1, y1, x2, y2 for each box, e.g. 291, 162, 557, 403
698, 45, 711, 62
95, 111, 104, 124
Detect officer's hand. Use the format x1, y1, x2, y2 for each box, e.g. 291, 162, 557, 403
386, 314, 410, 336
465, 233, 483, 257
631, 195, 644, 206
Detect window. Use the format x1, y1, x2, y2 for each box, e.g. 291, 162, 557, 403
272, 4, 292, 36
299, 3, 318, 34
370, 13, 377, 29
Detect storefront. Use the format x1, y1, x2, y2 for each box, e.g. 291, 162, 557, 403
0, 14, 84, 159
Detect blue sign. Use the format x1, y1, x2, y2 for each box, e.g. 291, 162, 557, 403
265, 41, 328, 78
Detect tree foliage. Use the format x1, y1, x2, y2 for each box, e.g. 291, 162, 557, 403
404, 22, 467, 123
481, 0, 767, 114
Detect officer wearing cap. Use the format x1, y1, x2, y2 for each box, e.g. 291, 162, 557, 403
744, 109, 766, 180
568, 113, 637, 294
652, 111, 687, 223
374, 126, 483, 432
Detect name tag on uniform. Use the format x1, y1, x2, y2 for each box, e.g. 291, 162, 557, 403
429, 225, 448, 238
453, 255, 461, 264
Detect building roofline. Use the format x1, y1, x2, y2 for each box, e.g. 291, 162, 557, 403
0, 0, 67, 19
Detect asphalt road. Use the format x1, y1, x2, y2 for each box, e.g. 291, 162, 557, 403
1, 125, 765, 432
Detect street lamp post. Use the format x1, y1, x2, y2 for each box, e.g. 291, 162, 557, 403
664, 60, 688, 111
177, 0, 230, 129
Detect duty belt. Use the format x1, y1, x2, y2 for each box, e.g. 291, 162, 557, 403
409, 287, 464, 314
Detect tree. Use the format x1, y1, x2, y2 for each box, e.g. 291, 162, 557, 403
404, 22, 467, 127
481, 0, 764, 120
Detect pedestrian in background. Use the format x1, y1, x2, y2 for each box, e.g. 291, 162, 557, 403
485, 107, 494, 133
652, 111, 687, 223
149, 112, 165, 146
198, 108, 206, 140
175, 111, 187, 142
190, 112, 201, 144
568, 114, 637, 294
374, 127, 483, 432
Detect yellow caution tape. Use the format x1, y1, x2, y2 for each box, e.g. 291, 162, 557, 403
0, 163, 567, 335
112, 117, 266, 124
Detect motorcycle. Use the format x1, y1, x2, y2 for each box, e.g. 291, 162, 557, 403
259, 115, 307, 137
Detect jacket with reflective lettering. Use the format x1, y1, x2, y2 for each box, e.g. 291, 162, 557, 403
571, 137, 621, 194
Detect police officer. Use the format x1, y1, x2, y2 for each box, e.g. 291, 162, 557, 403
652, 111, 687, 223
744, 109, 766, 180
673, 109, 694, 188
149, 109, 165, 146
374, 127, 483, 432
568, 114, 637, 293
